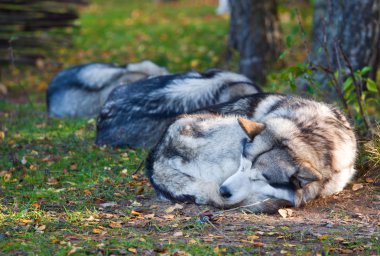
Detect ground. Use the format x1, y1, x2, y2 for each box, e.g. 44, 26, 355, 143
1, 0, 379, 254
0, 96, 379, 255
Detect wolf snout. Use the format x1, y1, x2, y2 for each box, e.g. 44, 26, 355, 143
219, 186, 232, 198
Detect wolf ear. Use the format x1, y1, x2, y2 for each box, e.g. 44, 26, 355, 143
238, 118, 265, 140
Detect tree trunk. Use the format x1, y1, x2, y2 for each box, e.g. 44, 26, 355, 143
228, 0, 281, 86
299, 0, 380, 95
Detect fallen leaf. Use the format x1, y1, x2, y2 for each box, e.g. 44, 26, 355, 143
162, 214, 175, 220
109, 221, 123, 228
0, 83, 7, 95
334, 237, 345, 242
128, 248, 137, 254
29, 165, 38, 171
67, 246, 81, 256
173, 231, 183, 237
317, 235, 329, 240
165, 203, 184, 213
84, 189, 92, 196
253, 242, 265, 247
136, 186, 144, 195
145, 213, 155, 219
36, 224, 46, 231
32, 202, 41, 208
70, 164, 78, 171
131, 201, 142, 207
47, 177, 59, 185
188, 239, 197, 244
0, 131, 5, 140
278, 208, 293, 218
94, 198, 105, 204
19, 219, 33, 225
352, 183, 364, 191
247, 235, 260, 240
92, 228, 103, 234
86, 216, 98, 221
365, 178, 374, 183
131, 210, 142, 216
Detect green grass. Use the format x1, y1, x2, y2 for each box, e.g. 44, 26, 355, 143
1, 0, 379, 255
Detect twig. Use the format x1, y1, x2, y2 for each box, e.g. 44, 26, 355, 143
211, 198, 271, 217
132, 159, 145, 175
333, 40, 353, 119
295, 8, 310, 56
337, 43, 372, 133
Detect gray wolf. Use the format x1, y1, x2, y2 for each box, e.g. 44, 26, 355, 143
95, 69, 260, 148
47, 60, 169, 117
146, 93, 357, 213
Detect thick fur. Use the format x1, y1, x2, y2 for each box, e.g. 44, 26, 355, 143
95, 69, 260, 148
146, 93, 357, 213
47, 60, 169, 117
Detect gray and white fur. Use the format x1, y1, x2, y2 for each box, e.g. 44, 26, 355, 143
95, 69, 260, 148
47, 60, 169, 117
147, 93, 357, 213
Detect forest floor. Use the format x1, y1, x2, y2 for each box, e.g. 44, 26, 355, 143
1, 0, 379, 255
0, 95, 379, 255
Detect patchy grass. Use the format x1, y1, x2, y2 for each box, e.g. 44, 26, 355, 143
1, 0, 379, 255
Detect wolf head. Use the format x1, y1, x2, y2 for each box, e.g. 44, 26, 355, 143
219, 116, 356, 209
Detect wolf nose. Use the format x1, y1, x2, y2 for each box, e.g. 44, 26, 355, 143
219, 186, 232, 198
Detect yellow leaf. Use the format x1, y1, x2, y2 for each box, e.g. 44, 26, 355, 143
128, 248, 137, 254
131, 210, 142, 216
29, 165, 38, 171
109, 221, 123, 228
165, 203, 184, 213
20, 219, 33, 224
0, 131, 5, 140
247, 235, 259, 240
84, 189, 92, 196
190, 59, 199, 68
92, 228, 102, 234
32, 202, 41, 208
317, 235, 329, 240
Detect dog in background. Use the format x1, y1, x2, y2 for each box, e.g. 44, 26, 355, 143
95, 69, 260, 148
47, 60, 169, 117
147, 93, 357, 213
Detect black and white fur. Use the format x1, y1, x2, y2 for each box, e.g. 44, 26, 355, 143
95, 69, 260, 148
147, 93, 357, 213
47, 60, 169, 117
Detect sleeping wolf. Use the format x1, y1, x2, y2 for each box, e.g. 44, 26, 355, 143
147, 93, 357, 213
47, 60, 169, 117
95, 69, 260, 148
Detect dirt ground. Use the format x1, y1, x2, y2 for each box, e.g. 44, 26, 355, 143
99, 179, 380, 255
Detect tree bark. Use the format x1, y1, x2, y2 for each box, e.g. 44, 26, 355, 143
228, 0, 281, 86
299, 0, 380, 94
